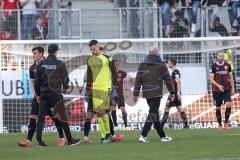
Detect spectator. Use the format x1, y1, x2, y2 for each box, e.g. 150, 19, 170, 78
128, 0, 140, 38
158, 0, 176, 37
0, 30, 12, 40
32, 16, 47, 40
176, 0, 191, 22
228, 0, 240, 28
41, 0, 53, 39
176, 0, 186, 11
202, 0, 225, 29
1, 0, 19, 38
187, 0, 201, 37
210, 17, 229, 36
42, 0, 52, 24
235, 17, 240, 35
20, 0, 41, 40
170, 10, 189, 37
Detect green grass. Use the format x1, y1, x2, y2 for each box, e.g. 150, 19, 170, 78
1, 129, 240, 160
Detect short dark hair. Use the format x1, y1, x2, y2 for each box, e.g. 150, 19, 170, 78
88, 40, 98, 47
32, 46, 44, 55
112, 59, 118, 63
215, 16, 220, 22
36, 16, 42, 20
175, 10, 184, 18
169, 58, 177, 66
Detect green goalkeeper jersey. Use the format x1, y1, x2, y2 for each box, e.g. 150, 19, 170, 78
87, 53, 112, 91
86, 53, 114, 111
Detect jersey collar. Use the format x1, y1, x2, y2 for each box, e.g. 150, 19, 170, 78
216, 61, 224, 66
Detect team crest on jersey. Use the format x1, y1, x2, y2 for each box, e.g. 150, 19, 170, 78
224, 66, 228, 70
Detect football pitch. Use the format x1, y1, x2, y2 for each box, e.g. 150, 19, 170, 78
1, 128, 240, 160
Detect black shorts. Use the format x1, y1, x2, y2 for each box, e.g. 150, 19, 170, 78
30, 97, 55, 117
112, 96, 125, 108
39, 92, 64, 118
30, 97, 39, 116
166, 94, 182, 107
213, 90, 231, 107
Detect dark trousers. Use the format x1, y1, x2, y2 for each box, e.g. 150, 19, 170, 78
36, 91, 73, 143
141, 97, 166, 138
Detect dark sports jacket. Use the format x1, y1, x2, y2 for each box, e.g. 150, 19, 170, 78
35, 54, 69, 96
133, 55, 175, 98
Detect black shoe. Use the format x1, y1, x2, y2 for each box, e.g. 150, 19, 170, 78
105, 134, 112, 141
37, 140, 48, 147
184, 124, 189, 128
67, 138, 80, 146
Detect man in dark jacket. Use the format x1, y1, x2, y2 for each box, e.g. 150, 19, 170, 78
17, 46, 65, 147
210, 17, 229, 36
170, 10, 189, 37
133, 47, 175, 143
35, 44, 80, 147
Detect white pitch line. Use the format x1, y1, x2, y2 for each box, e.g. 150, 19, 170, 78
191, 106, 216, 121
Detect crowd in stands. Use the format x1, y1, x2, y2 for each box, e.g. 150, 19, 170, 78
158, 0, 240, 37
0, 0, 52, 40
1, 0, 240, 40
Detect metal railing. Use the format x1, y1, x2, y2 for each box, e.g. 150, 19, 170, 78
0, 7, 239, 40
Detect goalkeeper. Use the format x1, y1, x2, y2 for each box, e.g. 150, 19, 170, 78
85, 40, 123, 143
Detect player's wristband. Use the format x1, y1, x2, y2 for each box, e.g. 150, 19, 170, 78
111, 86, 118, 97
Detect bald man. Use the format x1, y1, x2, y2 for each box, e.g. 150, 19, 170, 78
148, 46, 159, 55
133, 46, 175, 143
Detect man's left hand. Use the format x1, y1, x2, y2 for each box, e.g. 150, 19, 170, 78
36, 96, 40, 103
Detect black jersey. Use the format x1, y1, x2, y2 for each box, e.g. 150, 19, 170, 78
29, 63, 38, 79
171, 69, 181, 92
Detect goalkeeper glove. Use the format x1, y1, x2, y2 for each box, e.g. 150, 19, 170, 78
111, 85, 119, 98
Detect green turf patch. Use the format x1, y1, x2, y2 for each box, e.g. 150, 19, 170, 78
1, 129, 240, 160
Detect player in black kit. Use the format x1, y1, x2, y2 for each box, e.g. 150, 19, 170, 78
160, 58, 189, 128
17, 46, 65, 147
